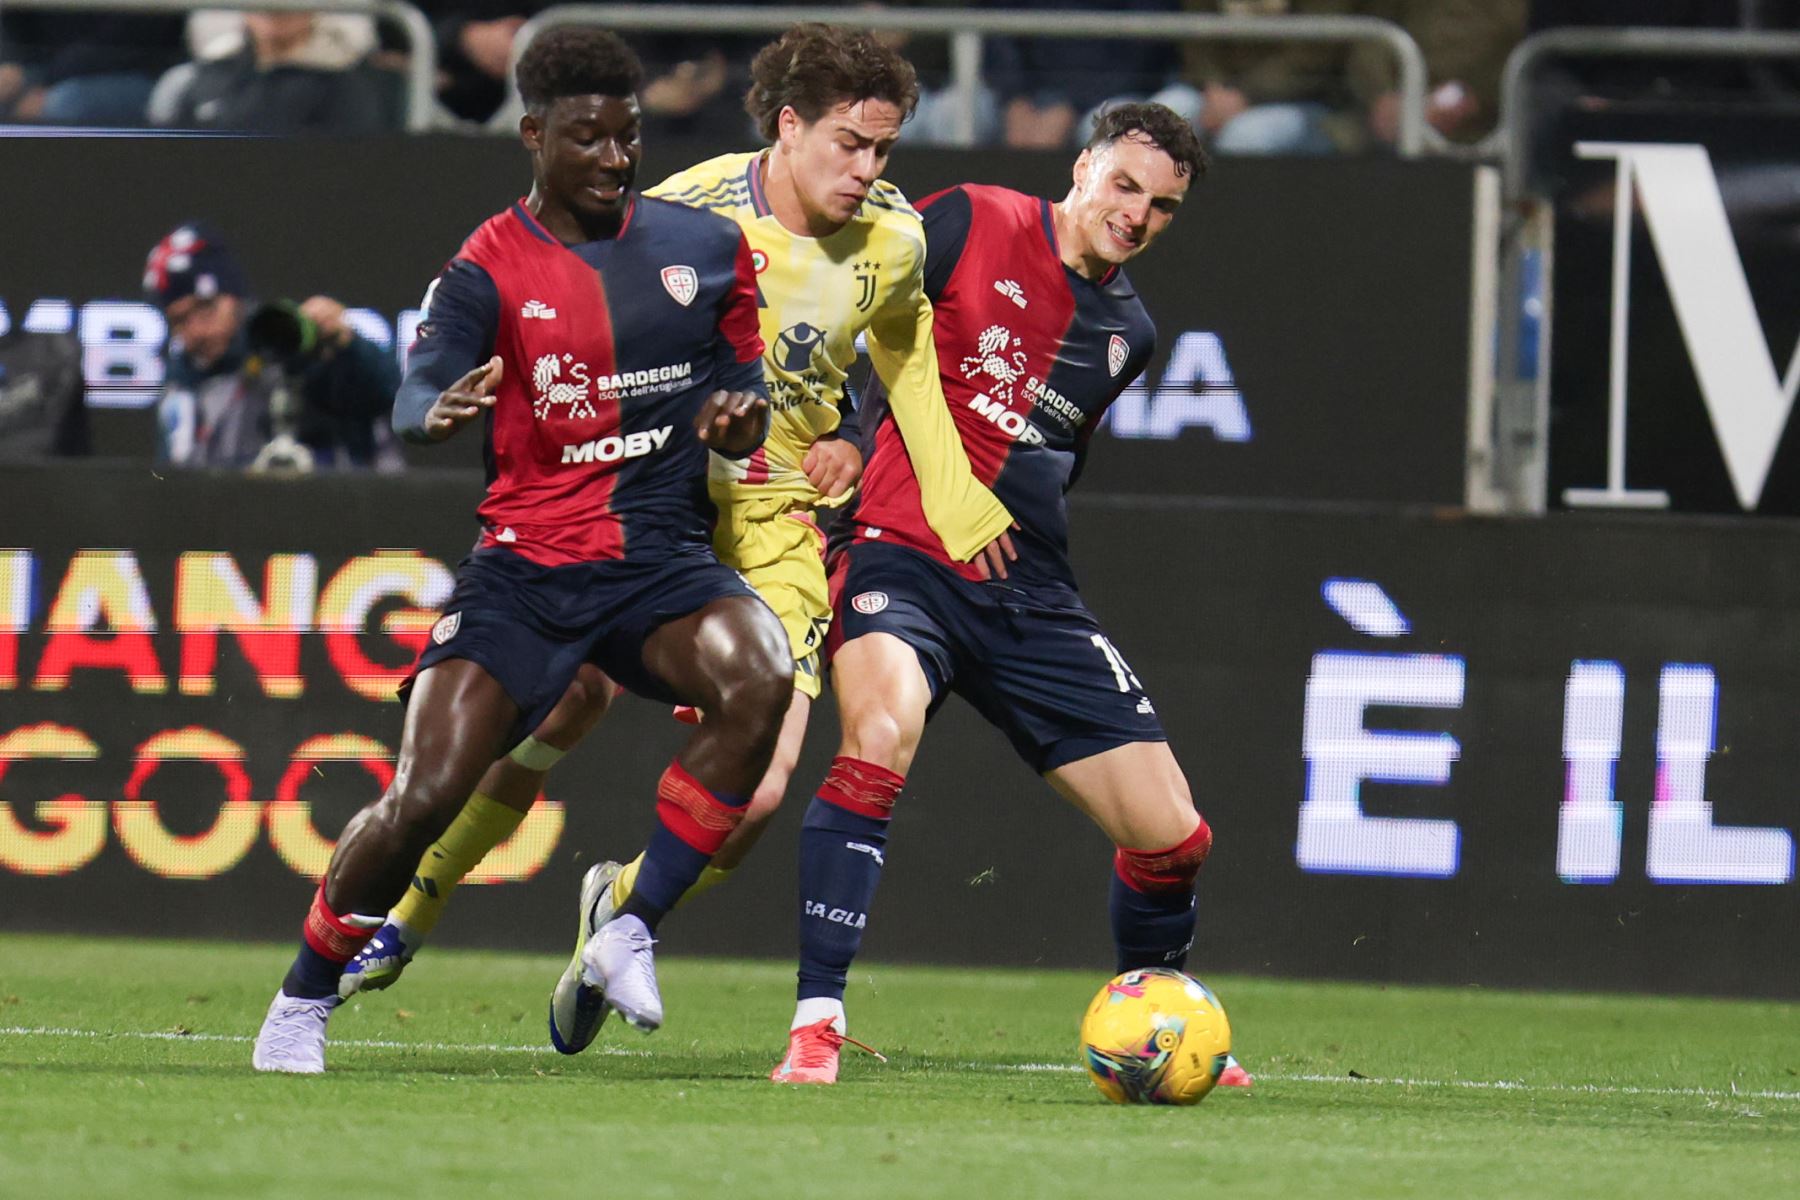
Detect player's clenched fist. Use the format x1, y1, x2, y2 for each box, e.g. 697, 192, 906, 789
802, 432, 862, 499
694, 389, 769, 456
423, 357, 502, 440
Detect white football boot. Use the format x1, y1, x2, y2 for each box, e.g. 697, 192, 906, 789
547, 861, 622, 1053
581, 914, 663, 1033
252, 990, 340, 1074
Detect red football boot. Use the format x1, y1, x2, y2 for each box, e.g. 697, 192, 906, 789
769, 1018, 885, 1085
1217, 1055, 1254, 1088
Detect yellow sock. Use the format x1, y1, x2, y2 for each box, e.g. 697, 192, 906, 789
610, 854, 642, 907
390, 792, 526, 937
611, 852, 733, 910
686, 864, 734, 901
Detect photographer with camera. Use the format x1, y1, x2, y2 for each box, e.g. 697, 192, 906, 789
143, 222, 400, 470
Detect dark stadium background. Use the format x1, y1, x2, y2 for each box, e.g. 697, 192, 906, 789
2, 123, 1797, 1004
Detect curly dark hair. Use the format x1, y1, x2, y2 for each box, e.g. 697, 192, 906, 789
744, 24, 919, 142
517, 26, 644, 114
1086, 103, 1209, 180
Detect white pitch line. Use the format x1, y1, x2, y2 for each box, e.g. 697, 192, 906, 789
0, 1025, 643, 1058
1269, 1071, 1800, 1102
5, 1027, 1798, 1102
973, 1061, 1800, 1102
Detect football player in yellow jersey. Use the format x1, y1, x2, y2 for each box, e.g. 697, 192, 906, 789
338, 24, 1016, 1049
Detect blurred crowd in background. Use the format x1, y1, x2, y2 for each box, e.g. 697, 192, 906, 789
3, 1, 1789, 148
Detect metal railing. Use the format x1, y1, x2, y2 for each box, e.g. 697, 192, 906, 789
1486, 26, 1800, 513
0, 0, 439, 131
496, 5, 1432, 154
1497, 25, 1800, 204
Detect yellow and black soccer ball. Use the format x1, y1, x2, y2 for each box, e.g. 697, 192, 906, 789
1079, 968, 1231, 1106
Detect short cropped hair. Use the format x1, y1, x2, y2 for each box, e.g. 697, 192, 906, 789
745, 24, 919, 142
517, 26, 644, 114
1087, 103, 1209, 180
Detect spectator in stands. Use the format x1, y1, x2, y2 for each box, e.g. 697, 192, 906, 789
150, 11, 392, 133
1350, 0, 1526, 148
630, 2, 769, 138
867, 0, 1002, 145
143, 223, 400, 471
0, 10, 184, 126
184, 9, 381, 77
425, 0, 536, 123
985, 0, 1192, 148
425, 1, 759, 129
1177, 0, 1359, 155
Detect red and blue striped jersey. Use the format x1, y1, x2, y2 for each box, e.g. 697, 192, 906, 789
853, 185, 1156, 595
398, 197, 765, 566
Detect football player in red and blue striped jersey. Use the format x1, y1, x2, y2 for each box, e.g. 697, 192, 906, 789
773, 105, 1247, 1088
252, 27, 793, 1074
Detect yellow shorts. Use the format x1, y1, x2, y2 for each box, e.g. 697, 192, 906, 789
713, 499, 830, 699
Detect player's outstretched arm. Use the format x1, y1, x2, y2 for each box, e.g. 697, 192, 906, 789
392, 259, 501, 444
414, 358, 502, 441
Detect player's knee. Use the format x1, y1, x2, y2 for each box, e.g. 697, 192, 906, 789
568, 664, 616, 718
1113, 814, 1212, 894
841, 704, 917, 774
712, 645, 793, 748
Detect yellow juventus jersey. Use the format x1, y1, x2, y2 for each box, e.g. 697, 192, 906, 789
648, 151, 1011, 562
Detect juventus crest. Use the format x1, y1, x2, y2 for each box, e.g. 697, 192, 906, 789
854, 260, 881, 312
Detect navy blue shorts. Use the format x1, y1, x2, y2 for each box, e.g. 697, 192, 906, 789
409, 545, 762, 750
833, 541, 1166, 773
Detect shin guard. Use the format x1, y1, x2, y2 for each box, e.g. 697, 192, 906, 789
628, 761, 749, 925
796, 757, 903, 1002
283, 885, 384, 999
1110, 818, 1212, 974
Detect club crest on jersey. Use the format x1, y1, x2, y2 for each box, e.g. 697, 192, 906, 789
661, 265, 698, 307
854, 259, 881, 312
520, 299, 557, 319
431, 612, 461, 645
751, 249, 770, 274
851, 591, 889, 615
1108, 334, 1129, 377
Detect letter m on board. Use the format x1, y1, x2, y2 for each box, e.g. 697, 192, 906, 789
1579, 142, 1800, 509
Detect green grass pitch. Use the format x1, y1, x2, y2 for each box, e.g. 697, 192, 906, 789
2, 934, 1795, 1199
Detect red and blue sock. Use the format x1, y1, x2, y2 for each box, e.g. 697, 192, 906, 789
1109, 819, 1212, 974
795, 757, 903, 1002
618, 760, 749, 930
280, 884, 382, 999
